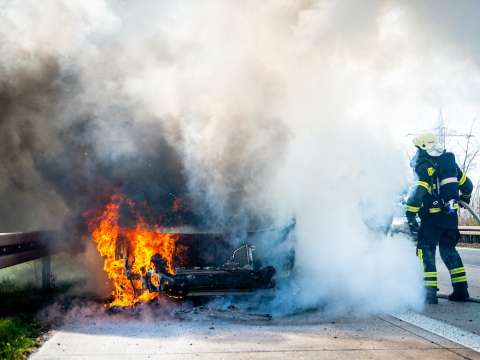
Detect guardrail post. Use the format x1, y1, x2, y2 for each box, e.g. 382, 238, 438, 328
42, 256, 51, 289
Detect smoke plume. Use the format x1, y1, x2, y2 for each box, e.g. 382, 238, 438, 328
2, 0, 480, 314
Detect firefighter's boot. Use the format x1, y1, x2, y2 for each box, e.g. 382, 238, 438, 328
425, 287, 438, 304
448, 283, 469, 302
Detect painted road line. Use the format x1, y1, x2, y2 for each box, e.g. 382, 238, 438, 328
392, 311, 480, 353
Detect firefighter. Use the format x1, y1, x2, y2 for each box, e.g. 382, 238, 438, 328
405, 132, 473, 304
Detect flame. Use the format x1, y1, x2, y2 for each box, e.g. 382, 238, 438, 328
87, 194, 177, 307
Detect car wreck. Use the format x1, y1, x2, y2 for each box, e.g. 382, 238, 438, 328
87, 194, 295, 306
124, 224, 295, 299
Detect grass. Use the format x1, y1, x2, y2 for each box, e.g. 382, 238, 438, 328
0, 317, 41, 360
0, 277, 79, 359
0, 280, 60, 360
0, 256, 88, 359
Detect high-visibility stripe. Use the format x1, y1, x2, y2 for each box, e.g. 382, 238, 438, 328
424, 272, 437, 278
417, 181, 431, 191
440, 177, 458, 186
459, 173, 467, 186
406, 205, 421, 213
451, 276, 467, 284
417, 249, 423, 263
429, 207, 442, 214
449, 267, 465, 275
424, 280, 438, 287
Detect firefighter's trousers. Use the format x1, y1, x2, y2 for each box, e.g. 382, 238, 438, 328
417, 222, 468, 290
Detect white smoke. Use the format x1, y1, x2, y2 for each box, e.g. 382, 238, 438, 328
2, 0, 480, 314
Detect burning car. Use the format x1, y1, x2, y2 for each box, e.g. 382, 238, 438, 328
88, 194, 295, 307
141, 232, 282, 298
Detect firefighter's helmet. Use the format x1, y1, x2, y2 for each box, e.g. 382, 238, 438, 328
412, 132, 443, 155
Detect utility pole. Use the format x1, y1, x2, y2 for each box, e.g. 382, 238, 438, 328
407, 110, 474, 146
437, 109, 447, 149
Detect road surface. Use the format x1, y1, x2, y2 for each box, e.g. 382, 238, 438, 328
30, 310, 480, 360
30, 247, 480, 360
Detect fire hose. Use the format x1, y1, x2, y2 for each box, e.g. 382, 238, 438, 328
458, 200, 480, 225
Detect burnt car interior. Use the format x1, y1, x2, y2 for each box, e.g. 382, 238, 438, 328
122, 222, 296, 298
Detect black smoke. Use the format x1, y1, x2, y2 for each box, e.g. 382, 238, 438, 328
0, 53, 192, 232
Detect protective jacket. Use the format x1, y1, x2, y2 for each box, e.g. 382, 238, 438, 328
406, 150, 473, 229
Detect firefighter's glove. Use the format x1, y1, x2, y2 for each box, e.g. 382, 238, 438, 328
405, 212, 419, 237
459, 194, 471, 206
444, 199, 457, 214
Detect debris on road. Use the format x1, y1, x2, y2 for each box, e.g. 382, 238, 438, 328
175, 305, 272, 322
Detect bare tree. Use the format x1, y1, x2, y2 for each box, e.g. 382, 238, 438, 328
457, 118, 480, 174
454, 118, 480, 225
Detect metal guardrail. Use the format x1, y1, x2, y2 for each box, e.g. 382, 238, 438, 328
458, 226, 480, 243
0, 230, 84, 288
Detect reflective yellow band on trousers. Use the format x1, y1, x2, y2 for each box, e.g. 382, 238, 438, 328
459, 173, 467, 186
417, 249, 423, 262
450, 267, 465, 275
424, 272, 437, 278
424, 280, 438, 287
451, 276, 467, 283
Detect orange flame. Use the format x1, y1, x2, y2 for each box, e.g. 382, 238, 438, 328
88, 194, 177, 307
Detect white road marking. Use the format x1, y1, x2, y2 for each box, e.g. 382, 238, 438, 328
392, 311, 480, 352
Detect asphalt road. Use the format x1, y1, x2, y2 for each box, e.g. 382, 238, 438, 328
29, 247, 480, 359
30, 310, 480, 360
458, 247, 480, 267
